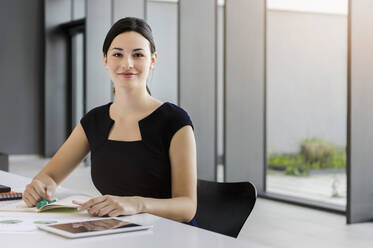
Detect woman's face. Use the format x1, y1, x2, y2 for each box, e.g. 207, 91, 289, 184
104, 31, 157, 92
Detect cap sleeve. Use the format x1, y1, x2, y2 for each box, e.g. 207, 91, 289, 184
163, 103, 194, 152
80, 104, 111, 152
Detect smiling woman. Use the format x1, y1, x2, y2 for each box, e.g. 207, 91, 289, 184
103, 17, 157, 96
103, 31, 156, 96
22, 17, 197, 226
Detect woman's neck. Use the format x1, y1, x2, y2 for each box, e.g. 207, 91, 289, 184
111, 87, 154, 118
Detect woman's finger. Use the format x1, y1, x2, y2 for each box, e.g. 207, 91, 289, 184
72, 200, 83, 205
28, 187, 42, 203
108, 209, 122, 217
23, 194, 33, 207
31, 181, 46, 198
88, 201, 110, 216
97, 205, 116, 217
24, 191, 38, 205
23, 193, 36, 207
79, 196, 106, 210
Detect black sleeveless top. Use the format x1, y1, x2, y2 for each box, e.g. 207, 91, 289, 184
80, 102, 197, 225
80, 102, 193, 198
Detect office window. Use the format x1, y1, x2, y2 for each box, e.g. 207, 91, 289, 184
266, 0, 348, 208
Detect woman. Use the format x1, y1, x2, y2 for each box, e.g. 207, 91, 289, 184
23, 17, 197, 224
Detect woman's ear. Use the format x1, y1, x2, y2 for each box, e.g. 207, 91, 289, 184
150, 52, 158, 69
103, 53, 108, 68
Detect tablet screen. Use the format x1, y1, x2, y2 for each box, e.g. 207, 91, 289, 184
50, 219, 140, 234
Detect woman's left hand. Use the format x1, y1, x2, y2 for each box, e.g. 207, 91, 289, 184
73, 195, 143, 217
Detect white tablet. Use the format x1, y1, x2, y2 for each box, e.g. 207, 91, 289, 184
37, 218, 152, 239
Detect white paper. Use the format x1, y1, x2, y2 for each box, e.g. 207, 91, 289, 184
0, 212, 95, 233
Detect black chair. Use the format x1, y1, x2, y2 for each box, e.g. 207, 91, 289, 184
195, 179, 257, 238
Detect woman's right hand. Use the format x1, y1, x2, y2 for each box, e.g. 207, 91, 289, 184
23, 175, 57, 207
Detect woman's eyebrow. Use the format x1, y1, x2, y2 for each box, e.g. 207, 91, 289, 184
111, 48, 144, 52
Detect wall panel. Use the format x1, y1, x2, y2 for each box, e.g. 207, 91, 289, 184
179, 0, 216, 180
147, 1, 178, 104
44, 0, 71, 156
225, 0, 265, 191
348, 0, 373, 223
86, 0, 112, 111
113, 0, 145, 22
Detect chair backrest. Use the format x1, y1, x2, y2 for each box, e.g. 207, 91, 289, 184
195, 179, 257, 238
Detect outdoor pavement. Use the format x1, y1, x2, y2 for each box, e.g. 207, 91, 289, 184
267, 170, 346, 206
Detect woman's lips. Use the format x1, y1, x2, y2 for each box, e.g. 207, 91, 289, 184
118, 73, 136, 78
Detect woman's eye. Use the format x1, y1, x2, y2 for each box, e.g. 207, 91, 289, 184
133, 53, 144, 58
113, 53, 122, 57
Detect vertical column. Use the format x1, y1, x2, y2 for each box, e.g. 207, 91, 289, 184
147, 1, 178, 104
86, 0, 112, 111
44, 0, 71, 156
71, 0, 85, 127
179, 0, 216, 180
71, 33, 84, 127
113, 0, 145, 22
72, 0, 85, 20
348, 0, 373, 223
225, 0, 265, 191
216, 1, 225, 181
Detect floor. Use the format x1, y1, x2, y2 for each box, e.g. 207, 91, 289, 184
239, 198, 373, 248
7, 156, 373, 247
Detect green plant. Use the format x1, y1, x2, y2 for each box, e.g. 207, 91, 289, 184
268, 154, 307, 176
268, 138, 346, 176
300, 138, 336, 169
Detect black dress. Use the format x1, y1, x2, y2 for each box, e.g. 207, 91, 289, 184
80, 102, 196, 225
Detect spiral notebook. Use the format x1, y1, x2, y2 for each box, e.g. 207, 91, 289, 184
0, 191, 23, 201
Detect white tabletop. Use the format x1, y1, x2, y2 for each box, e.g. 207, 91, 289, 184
0, 171, 269, 248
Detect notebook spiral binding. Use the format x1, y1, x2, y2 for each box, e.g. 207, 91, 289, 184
0, 192, 23, 201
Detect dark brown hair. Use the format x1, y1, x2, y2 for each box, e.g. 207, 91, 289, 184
103, 17, 156, 95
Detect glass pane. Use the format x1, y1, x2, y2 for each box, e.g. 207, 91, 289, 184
266, 0, 348, 207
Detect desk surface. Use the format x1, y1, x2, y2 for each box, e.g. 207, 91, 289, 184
0, 171, 268, 248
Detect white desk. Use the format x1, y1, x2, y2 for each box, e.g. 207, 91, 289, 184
0, 171, 269, 248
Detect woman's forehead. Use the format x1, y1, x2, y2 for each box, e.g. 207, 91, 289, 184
110, 31, 150, 50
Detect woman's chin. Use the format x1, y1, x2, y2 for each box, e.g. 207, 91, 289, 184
114, 82, 144, 92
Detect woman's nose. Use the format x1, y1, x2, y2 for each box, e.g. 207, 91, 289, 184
121, 55, 134, 69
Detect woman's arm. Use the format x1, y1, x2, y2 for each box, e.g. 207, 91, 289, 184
23, 123, 90, 206
140, 125, 197, 222
76, 125, 197, 222
35, 123, 90, 184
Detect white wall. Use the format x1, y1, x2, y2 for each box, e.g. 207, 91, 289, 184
147, 1, 178, 104
267, 10, 348, 154
268, 0, 348, 15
